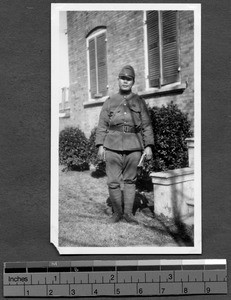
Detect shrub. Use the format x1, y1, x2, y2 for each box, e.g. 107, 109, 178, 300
146, 102, 193, 173
59, 126, 90, 171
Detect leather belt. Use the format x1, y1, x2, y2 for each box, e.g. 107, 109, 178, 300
109, 125, 139, 133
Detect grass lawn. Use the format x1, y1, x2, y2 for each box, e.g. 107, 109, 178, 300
59, 166, 194, 248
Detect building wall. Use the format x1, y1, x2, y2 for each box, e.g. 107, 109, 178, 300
178, 11, 194, 119
59, 12, 69, 102
60, 10, 194, 137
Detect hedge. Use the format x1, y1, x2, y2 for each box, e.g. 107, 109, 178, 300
145, 102, 193, 173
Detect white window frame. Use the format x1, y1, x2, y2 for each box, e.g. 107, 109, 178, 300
143, 11, 181, 92
86, 28, 107, 101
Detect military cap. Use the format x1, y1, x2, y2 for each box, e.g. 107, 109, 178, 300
119, 65, 135, 80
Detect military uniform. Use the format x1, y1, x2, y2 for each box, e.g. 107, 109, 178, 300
95, 65, 154, 224
96, 92, 154, 151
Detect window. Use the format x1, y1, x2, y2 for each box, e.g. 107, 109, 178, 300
87, 29, 108, 99
146, 11, 179, 88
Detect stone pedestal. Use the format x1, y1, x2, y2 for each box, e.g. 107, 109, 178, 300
150, 168, 194, 220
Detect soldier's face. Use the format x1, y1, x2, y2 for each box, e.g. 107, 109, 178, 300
118, 76, 134, 92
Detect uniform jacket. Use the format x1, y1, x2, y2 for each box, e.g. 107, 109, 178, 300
95, 92, 154, 151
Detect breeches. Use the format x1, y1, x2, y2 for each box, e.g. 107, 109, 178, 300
105, 149, 142, 188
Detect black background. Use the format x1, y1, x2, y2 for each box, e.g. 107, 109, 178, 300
0, 0, 231, 299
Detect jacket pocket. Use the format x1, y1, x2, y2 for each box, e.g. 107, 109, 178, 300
129, 105, 141, 126
109, 109, 121, 125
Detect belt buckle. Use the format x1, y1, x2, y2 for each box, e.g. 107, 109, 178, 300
123, 125, 129, 133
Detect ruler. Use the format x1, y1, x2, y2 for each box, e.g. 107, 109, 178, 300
3, 259, 227, 297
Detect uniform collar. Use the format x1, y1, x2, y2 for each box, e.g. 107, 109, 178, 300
118, 91, 134, 101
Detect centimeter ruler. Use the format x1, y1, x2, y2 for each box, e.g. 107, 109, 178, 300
3, 259, 227, 297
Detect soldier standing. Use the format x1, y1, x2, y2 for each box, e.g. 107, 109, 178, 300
95, 65, 154, 224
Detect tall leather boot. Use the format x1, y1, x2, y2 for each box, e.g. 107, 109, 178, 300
123, 184, 139, 224
108, 187, 123, 223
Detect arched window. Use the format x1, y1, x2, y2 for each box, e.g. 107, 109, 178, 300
87, 28, 108, 99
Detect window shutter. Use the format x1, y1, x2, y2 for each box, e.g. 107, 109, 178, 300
162, 11, 179, 85
89, 38, 97, 98
147, 11, 160, 87
96, 33, 108, 96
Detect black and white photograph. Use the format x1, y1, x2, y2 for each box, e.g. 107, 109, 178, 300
51, 3, 201, 254
2, 0, 231, 298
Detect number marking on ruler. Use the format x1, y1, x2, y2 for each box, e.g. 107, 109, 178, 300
3, 259, 227, 297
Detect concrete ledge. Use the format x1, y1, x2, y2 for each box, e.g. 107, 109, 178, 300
150, 167, 194, 220
139, 83, 186, 98
150, 168, 194, 185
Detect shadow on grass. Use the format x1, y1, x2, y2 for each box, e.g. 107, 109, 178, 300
141, 212, 194, 247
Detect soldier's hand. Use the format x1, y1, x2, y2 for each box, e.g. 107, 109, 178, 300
97, 145, 106, 161
143, 146, 153, 160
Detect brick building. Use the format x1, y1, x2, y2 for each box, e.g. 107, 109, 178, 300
59, 10, 194, 137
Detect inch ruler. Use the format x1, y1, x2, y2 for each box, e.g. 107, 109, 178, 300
3, 259, 227, 297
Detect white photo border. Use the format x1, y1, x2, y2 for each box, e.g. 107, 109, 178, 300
51, 3, 201, 255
